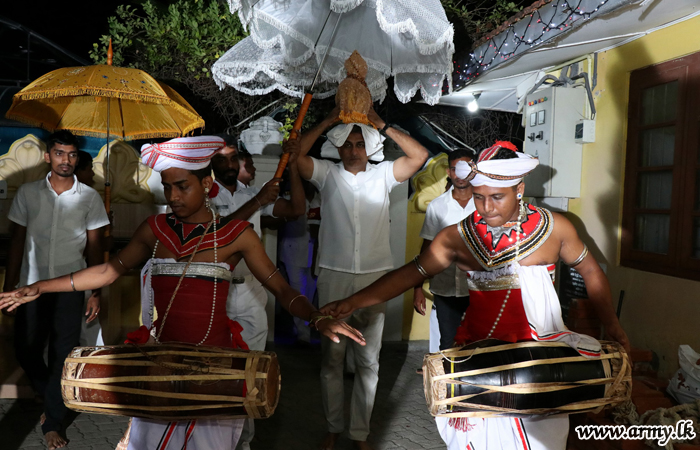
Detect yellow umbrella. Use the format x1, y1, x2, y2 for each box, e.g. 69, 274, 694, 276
5, 65, 204, 140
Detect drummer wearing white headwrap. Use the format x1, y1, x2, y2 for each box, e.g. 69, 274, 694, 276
295, 106, 429, 450
1, 134, 368, 450
141, 135, 224, 173
321, 141, 630, 450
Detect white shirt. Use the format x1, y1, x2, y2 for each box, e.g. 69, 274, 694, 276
310, 159, 401, 274
8, 174, 110, 287
211, 180, 276, 278
420, 186, 476, 297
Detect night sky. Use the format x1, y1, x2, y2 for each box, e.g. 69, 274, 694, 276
3, 0, 140, 60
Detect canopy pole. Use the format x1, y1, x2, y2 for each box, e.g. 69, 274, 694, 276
104, 39, 114, 262
273, 12, 343, 179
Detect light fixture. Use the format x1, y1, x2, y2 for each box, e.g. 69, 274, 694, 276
467, 92, 481, 113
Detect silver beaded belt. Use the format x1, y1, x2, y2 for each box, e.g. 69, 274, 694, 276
151, 263, 239, 283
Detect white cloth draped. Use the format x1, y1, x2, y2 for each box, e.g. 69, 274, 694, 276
320, 123, 385, 161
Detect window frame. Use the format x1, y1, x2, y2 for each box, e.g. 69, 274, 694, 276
621, 52, 700, 280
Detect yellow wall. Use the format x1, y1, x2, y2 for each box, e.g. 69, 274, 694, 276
403, 153, 450, 340
569, 15, 700, 377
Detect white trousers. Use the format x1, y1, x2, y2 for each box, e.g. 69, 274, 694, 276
127, 417, 243, 450
436, 415, 569, 450
429, 304, 440, 354
317, 268, 387, 441
226, 276, 268, 450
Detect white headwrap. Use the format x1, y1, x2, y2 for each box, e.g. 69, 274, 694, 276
320, 123, 385, 162
141, 136, 224, 173
454, 141, 538, 187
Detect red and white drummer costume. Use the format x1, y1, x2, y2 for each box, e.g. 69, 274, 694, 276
123, 137, 248, 450
435, 144, 600, 450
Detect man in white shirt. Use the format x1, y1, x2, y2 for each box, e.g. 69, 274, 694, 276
296, 107, 429, 450
210, 135, 304, 450
237, 149, 256, 187
414, 149, 475, 351
3, 130, 109, 449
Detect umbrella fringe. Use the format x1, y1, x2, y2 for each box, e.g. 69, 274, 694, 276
70, 129, 205, 141
4, 113, 52, 131
15, 88, 170, 104
5, 114, 204, 142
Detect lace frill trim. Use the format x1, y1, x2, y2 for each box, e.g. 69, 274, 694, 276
375, 0, 455, 56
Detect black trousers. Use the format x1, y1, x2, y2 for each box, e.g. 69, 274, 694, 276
14, 291, 84, 434
433, 294, 470, 350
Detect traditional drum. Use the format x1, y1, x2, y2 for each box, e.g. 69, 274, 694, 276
423, 339, 631, 418
61, 344, 280, 421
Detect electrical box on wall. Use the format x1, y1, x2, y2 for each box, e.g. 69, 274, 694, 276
523, 86, 587, 198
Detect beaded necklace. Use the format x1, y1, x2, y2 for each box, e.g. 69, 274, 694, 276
150, 206, 218, 346
485, 201, 524, 339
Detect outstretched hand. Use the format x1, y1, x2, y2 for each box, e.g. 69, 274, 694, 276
320, 299, 356, 320
316, 318, 365, 345
0, 284, 41, 312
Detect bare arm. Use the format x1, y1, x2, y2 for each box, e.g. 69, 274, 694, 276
413, 239, 431, 315
234, 228, 365, 344
0, 220, 155, 310
271, 137, 305, 219
554, 213, 630, 353
323, 228, 460, 318
228, 181, 282, 221
2, 222, 26, 293
367, 108, 428, 183
85, 228, 103, 268
297, 107, 340, 180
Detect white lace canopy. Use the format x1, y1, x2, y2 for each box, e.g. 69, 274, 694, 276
213, 0, 454, 105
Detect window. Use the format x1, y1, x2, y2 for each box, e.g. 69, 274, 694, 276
621, 52, 700, 279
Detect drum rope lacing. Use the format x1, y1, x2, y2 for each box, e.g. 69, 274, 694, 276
439, 200, 527, 364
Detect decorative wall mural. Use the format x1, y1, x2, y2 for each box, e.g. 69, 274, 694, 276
92, 140, 154, 204
0, 134, 49, 194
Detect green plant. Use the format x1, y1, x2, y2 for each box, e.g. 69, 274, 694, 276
90, 0, 281, 131
441, 0, 522, 44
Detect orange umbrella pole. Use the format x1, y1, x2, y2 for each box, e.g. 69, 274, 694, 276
105, 38, 113, 262
274, 92, 313, 179
273, 13, 341, 179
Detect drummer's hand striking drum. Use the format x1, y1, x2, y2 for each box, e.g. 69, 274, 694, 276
423, 340, 631, 418
61, 344, 280, 421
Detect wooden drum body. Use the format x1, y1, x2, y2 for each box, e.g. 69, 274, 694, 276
61, 344, 280, 421
423, 340, 631, 418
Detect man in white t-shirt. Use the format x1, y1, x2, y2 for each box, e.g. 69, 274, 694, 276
296, 107, 428, 450
414, 149, 475, 351
210, 135, 304, 450
3, 130, 109, 449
